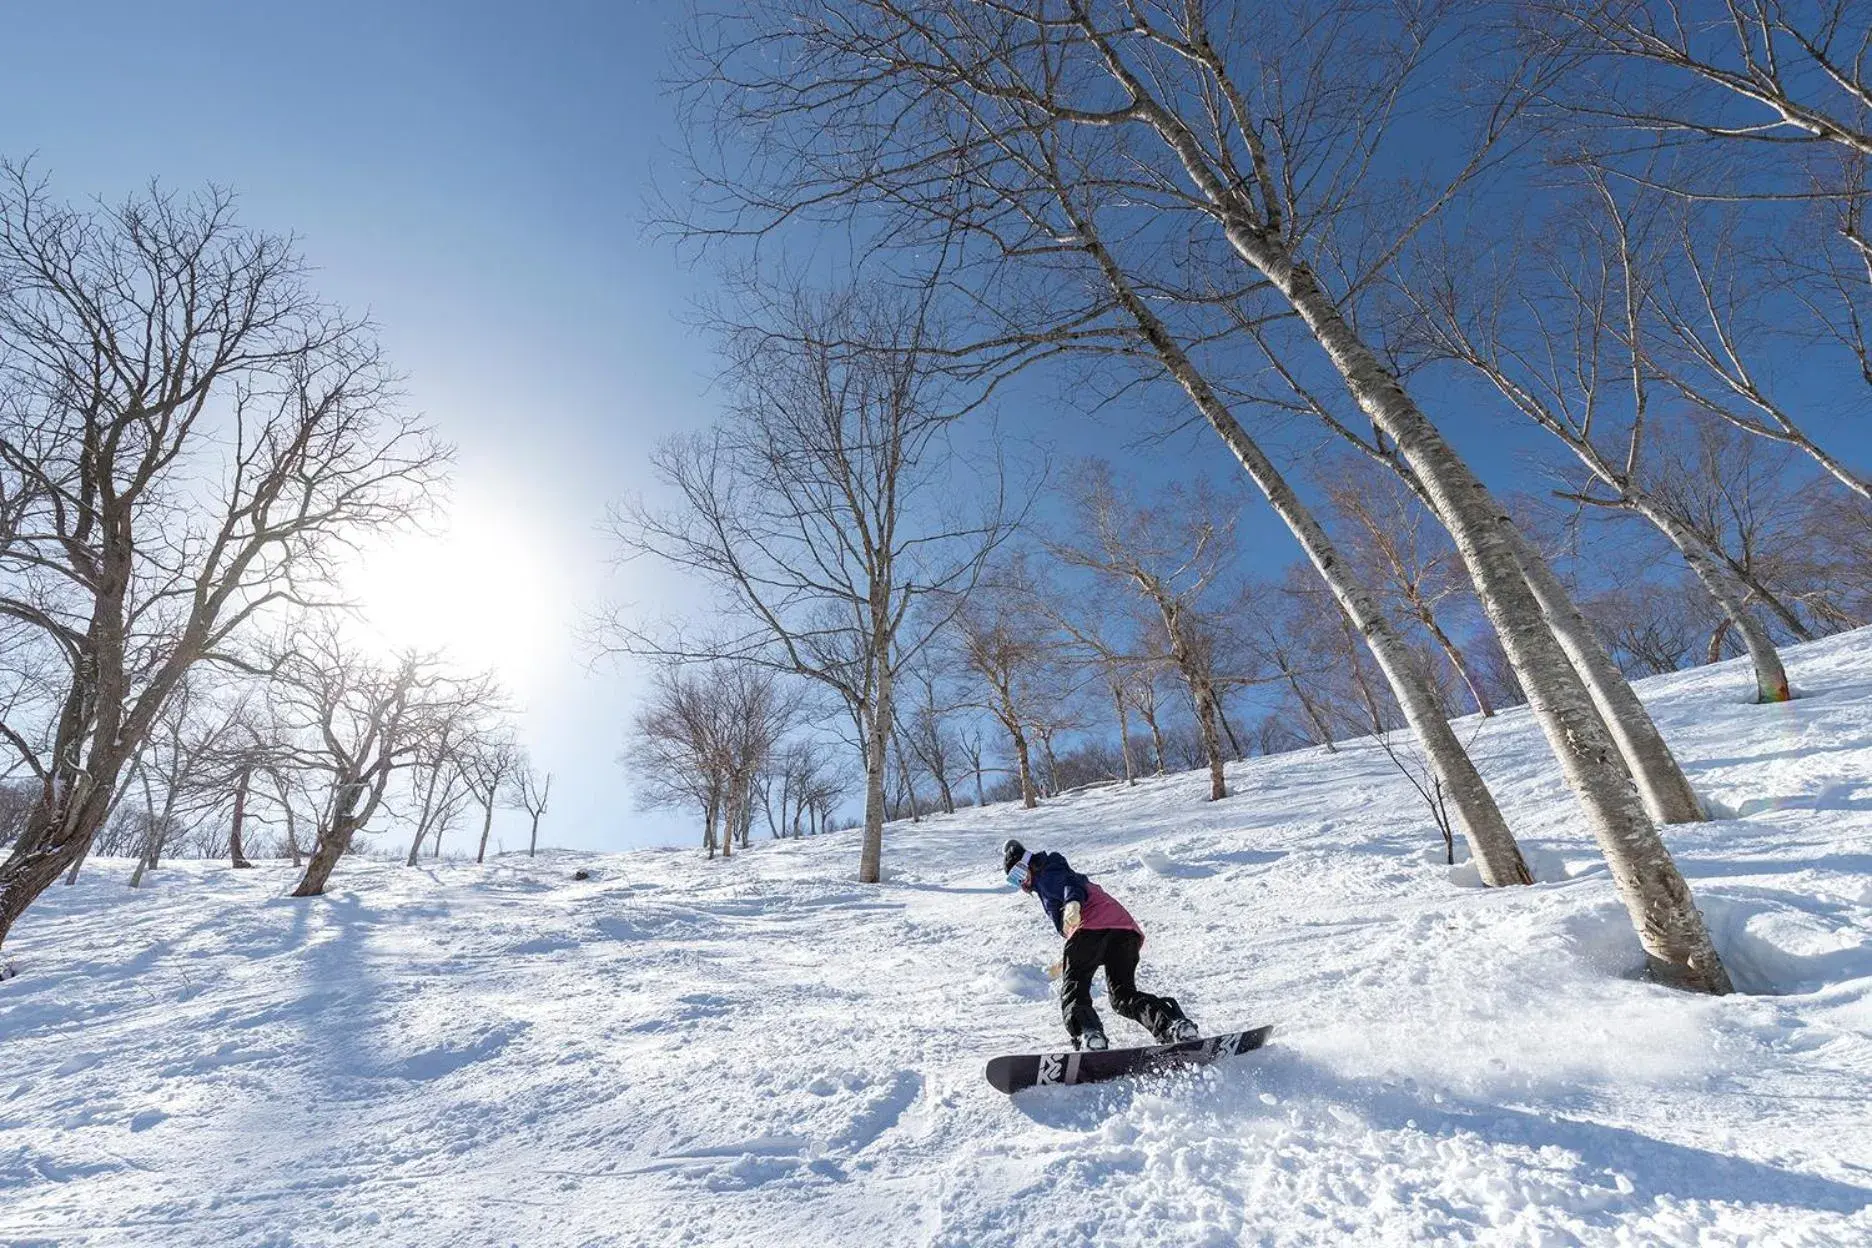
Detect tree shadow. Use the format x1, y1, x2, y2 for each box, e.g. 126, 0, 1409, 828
1674, 854, 1872, 882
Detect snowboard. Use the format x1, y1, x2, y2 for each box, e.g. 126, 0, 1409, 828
985, 1024, 1273, 1094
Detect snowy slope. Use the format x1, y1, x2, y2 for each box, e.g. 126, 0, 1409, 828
4, 632, 1872, 1247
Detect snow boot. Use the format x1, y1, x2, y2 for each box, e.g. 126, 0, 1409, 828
1140, 996, 1198, 1044
1076, 1030, 1109, 1052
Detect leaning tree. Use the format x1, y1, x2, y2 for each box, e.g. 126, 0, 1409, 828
605, 283, 1017, 883
269, 625, 494, 897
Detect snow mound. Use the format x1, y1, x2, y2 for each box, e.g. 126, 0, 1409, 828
977, 962, 1056, 1002
1702, 895, 1872, 996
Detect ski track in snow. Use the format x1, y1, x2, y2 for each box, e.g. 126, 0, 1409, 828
4, 632, 1872, 1246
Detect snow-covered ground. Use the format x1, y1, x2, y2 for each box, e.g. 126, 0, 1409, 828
4, 632, 1872, 1247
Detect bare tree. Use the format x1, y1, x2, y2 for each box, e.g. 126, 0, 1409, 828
210, 704, 300, 870
0, 170, 444, 947
954, 722, 992, 808
1031, 572, 1150, 787
405, 725, 473, 867
1637, 415, 1848, 640
1022, 664, 1090, 799
1124, 665, 1173, 775
125, 680, 248, 888
1233, 575, 1341, 753
1323, 463, 1496, 717
627, 665, 729, 858
1582, 576, 1725, 677
625, 662, 799, 859
1648, 200, 1872, 502
1806, 487, 1872, 628
463, 731, 520, 865
950, 572, 1048, 809
1049, 463, 1240, 800
1548, 1, 1872, 161
516, 764, 552, 856
605, 283, 1015, 882
899, 658, 961, 815
1535, 4, 1872, 499
1406, 173, 1812, 702
269, 626, 489, 897
764, 738, 838, 837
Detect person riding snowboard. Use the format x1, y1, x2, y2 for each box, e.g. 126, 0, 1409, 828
1002, 838, 1200, 1052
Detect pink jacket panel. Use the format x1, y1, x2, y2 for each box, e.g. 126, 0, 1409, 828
1079, 882, 1142, 937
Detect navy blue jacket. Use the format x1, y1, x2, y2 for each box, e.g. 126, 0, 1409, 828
1023, 851, 1090, 937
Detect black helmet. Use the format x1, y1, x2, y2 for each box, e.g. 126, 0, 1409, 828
1001, 838, 1027, 875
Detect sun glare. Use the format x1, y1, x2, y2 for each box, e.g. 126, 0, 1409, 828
346, 492, 566, 694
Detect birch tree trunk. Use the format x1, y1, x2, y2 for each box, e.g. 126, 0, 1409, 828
1217, 702, 1246, 762
1264, 255, 1725, 987
1076, 227, 1533, 887
1123, 677, 1168, 774
1497, 525, 1706, 824
1113, 683, 1136, 786
229, 770, 255, 869
1216, 416, 1529, 884
1189, 674, 1229, 801
1629, 499, 1791, 703
1709, 546, 1812, 643
1418, 608, 1494, 718
475, 800, 495, 864
896, 731, 922, 824
1284, 671, 1339, 752
1007, 714, 1038, 809
857, 663, 892, 882
934, 771, 955, 816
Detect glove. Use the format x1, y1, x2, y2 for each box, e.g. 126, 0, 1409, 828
1046, 959, 1063, 981
1062, 901, 1082, 938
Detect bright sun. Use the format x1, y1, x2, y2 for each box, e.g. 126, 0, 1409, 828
346, 491, 566, 694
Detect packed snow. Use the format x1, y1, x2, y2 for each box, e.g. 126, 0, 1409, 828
4, 632, 1872, 1247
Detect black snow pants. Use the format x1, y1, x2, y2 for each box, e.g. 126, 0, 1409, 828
1059, 927, 1188, 1044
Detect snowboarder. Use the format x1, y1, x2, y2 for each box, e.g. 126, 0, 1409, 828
1002, 838, 1200, 1052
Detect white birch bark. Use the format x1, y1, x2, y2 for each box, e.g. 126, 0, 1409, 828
1261, 254, 1728, 989
858, 660, 892, 882
1076, 232, 1533, 887
1627, 500, 1791, 703
1496, 525, 1709, 824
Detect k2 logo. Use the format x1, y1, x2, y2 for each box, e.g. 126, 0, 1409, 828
1037, 1054, 1066, 1085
